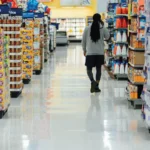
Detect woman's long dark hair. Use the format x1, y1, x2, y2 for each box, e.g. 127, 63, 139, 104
90, 13, 104, 43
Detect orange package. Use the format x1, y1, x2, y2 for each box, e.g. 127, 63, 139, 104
116, 6, 122, 14
116, 18, 122, 28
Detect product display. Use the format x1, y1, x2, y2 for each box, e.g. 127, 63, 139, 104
33, 13, 44, 74
1, 7, 23, 98
104, 2, 117, 78
112, 2, 128, 79
128, 66, 145, 84
128, 84, 138, 99
127, 0, 145, 108
129, 50, 145, 65
40, 16, 44, 70
21, 12, 34, 83
17, 0, 28, 10
115, 4, 128, 29
0, 1, 51, 118
141, 0, 150, 133
44, 15, 49, 62
86, 16, 92, 26
0, 29, 10, 117
105, 2, 128, 79
52, 18, 86, 41
50, 25, 56, 51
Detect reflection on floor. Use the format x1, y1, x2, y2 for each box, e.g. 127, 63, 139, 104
0, 44, 150, 150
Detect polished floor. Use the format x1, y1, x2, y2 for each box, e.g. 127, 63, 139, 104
1, 44, 150, 150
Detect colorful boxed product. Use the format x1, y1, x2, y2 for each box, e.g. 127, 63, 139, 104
21, 25, 33, 80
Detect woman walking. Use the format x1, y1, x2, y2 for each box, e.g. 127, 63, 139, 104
82, 13, 110, 93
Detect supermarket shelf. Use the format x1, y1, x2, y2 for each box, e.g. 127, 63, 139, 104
10, 52, 22, 56
114, 74, 128, 79
10, 73, 22, 77
10, 38, 21, 41
129, 30, 137, 33
114, 28, 128, 30
143, 119, 150, 133
129, 46, 145, 51
115, 41, 128, 44
10, 60, 22, 63
0, 24, 21, 27
69, 38, 82, 41
128, 76, 144, 85
10, 87, 22, 92
9, 45, 22, 49
0, 104, 10, 119
130, 14, 138, 17
4, 31, 20, 34
10, 80, 22, 84
23, 79, 31, 84
113, 54, 127, 58
115, 14, 128, 17
10, 67, 21, 70
128, 98, 143, 102
129, 62, 144, 68
10, 88, 23, 98
128, 98, 143, 109
33, 70, 42, 75
107, 26, 114, 28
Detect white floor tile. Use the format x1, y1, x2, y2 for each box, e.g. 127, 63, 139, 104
0, 43, 150, 150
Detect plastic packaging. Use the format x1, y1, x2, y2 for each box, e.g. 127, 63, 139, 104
116, 31, 122, 42
122, 45, 127, 55
116, 45, 121, 55
122, 31, 127, 42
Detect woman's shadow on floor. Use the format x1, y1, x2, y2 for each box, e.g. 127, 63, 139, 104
86, 94, 103, 132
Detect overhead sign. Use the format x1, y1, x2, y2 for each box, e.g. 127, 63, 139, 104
60, 0, 91, 6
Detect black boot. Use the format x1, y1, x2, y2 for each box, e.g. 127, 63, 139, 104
95, 84, 101, 93
90, 81, 97, 93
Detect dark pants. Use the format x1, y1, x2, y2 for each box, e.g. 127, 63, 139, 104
85, 55, 104, 82
87, 66, 102, 82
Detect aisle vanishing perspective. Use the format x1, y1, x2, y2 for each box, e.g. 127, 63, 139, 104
0, 44, 150, 150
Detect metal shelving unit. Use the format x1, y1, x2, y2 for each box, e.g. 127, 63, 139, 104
127, 0, 145, 109
128, 98, 144, 109
128, 62, 144, 68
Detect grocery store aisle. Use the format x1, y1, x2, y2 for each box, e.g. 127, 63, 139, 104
1, 44, 150, 150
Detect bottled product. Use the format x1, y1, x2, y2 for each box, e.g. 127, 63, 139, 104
120, 63, 125, 74
122, 18, 127, 28
116, 31, 122, 42
122, 45, 127, 55
122, 31, 127, 42
114, 63, 120, 74
116, 18, 122, 28
116, 6, 122, 14
116, 45, 121, 55
121, 7, 126, 14
125, 63, 128, 74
